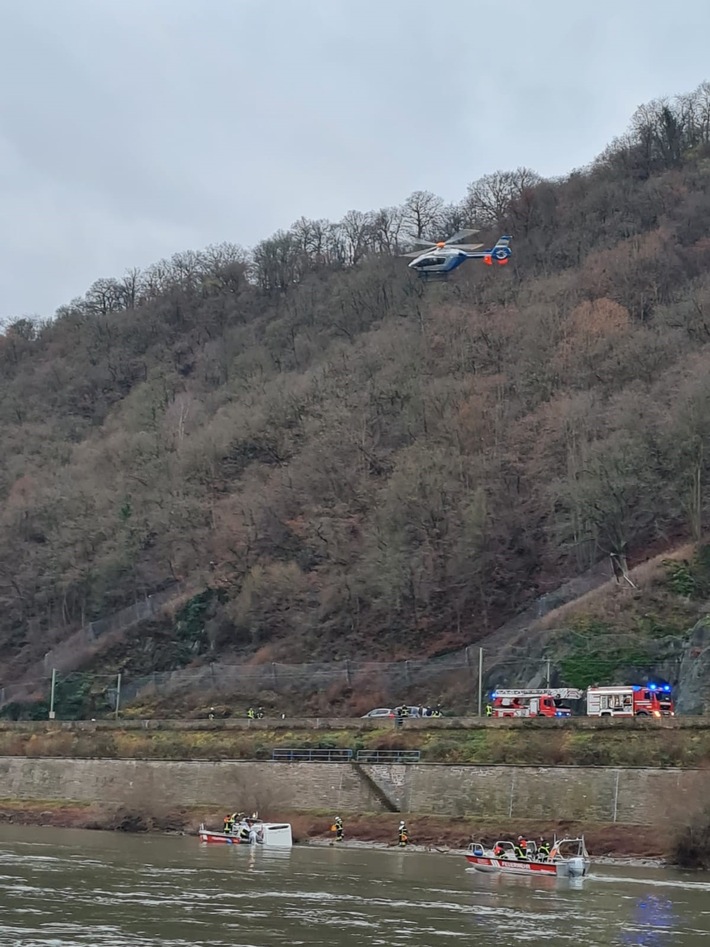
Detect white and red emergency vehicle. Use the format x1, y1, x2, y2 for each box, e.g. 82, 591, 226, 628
490, 689, 584, 718
586, 684, 674, 717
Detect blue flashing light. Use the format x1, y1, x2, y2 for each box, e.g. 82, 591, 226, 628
632, 685, 641, 691
555, 711, 564, 717
649, 683, 657, 690
663, 685, 671, 692
491, 691, 498, 699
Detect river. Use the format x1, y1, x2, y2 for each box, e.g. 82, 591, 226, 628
0, 825, 708, 945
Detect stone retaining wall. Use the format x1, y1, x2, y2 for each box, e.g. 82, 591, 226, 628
0, 757, 698, 825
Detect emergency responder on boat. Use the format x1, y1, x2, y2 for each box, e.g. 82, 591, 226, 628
223, 813, 234, 834
332, 816, 344, 842
538, 837, 551, 859
398, 821, 409, 847
515, 836, 528, 858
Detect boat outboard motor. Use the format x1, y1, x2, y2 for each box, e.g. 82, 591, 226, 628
567, 857, 585, 876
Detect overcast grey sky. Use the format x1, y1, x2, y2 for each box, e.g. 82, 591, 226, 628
1, 0, 709, 321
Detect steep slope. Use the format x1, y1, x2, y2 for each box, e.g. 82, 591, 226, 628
3, 83, 710, 690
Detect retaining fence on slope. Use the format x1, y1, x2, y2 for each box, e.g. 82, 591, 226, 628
0, 555, 653, 712
0, 583, 192, 708
119, 652, 484, 705
116, 559, 619, 705
42, 582, 189, 676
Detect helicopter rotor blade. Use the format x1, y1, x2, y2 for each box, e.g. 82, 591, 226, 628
444, 228, 479, 245
410, 238, 439, 247
400, 250, 427, 258
455, 243, 484, 251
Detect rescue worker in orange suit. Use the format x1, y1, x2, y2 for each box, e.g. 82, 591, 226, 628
493, 842, 504, 856
515, 836, 528, 859
398, 821, 409, 847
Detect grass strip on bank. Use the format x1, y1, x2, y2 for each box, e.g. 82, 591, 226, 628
1, 725, 710, 767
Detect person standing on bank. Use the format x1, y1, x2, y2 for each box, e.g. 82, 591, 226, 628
332, 816, 344, 842
398, 821, 409, 847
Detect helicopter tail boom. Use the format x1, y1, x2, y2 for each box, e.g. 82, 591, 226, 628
482, 235, 512, 265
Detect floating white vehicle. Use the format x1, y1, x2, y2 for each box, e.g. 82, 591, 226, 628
198, 819, 293, 848
465, 836, 589, 878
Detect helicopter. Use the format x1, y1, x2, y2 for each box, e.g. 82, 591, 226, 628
402, 229, 512, 280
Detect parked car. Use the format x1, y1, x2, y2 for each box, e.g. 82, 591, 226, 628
361, 706, 423, 718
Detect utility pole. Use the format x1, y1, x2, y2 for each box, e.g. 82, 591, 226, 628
49, 669, 56, 720
478, 648, 483, 717
546, 659, 551, 688
115, 672, 122, 720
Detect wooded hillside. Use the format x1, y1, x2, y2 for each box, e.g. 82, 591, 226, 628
3, 83, 710, 682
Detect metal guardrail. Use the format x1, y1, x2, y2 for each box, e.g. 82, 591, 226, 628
355, 749, 421, 764
271, 748, 354, 762
271, 748, 421, 763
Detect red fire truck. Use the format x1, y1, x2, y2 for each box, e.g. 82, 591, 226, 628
586, 684, 674, 717
490, 688, 584, 718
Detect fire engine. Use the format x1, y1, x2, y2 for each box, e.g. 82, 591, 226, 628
586, 684, 674, 717
490, 689, 584, 718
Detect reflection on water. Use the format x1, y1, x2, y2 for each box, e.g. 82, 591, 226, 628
0, 825, 708, 945
620, 895, 677, 947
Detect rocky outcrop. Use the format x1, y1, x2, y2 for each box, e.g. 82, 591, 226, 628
675, 617, 710, 714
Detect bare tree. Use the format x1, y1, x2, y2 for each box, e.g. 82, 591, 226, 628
371, 206, 406, 255
464, 168, 541, 227
402, 190, 444, 239
339, 209, 374, 265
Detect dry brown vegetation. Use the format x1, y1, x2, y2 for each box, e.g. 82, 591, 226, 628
3, 84, 710, 688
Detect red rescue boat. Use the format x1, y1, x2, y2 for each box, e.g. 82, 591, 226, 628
465, 837, 589, 878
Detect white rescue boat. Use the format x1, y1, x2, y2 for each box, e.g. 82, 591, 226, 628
198, 819, 293, 847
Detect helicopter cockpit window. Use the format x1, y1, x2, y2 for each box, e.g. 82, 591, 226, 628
415, 257, 445, 267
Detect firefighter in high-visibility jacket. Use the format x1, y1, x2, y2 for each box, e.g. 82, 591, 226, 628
398, 821, 409, 847
332, 816, 344, 842
485, 703, 493, 717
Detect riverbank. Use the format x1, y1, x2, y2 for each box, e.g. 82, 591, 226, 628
0, 801, 671, 858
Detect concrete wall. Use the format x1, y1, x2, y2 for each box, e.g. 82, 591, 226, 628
0, 757, 700, 825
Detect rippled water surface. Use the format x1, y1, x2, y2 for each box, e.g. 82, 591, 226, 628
0, 825, 709, 945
